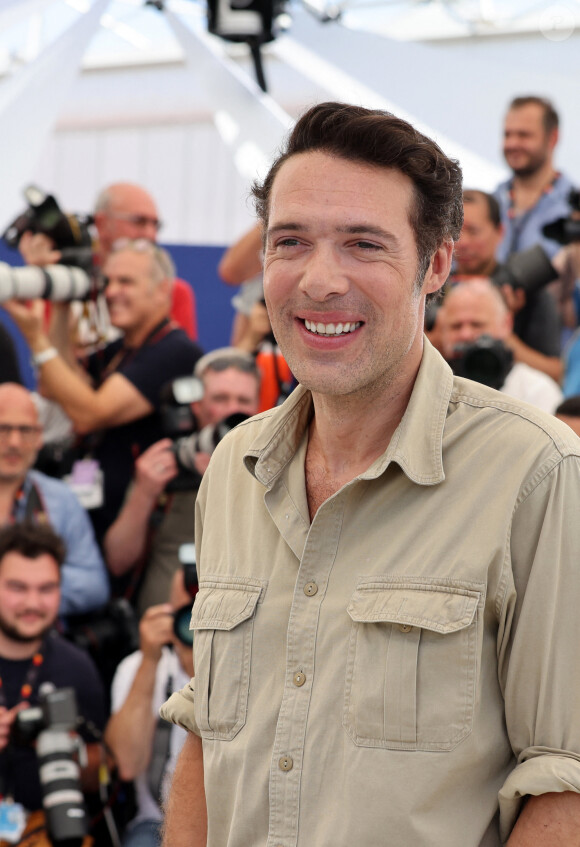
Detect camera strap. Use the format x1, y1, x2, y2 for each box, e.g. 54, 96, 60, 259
147, 674, 174, 806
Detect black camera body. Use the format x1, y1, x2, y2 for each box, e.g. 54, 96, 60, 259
0, 186, 102, 304
542, 189, 580, 246
159, 376, 250, 492
3, 186, 94, 273
491, 244, 558, 297
11, 687, 88, 847
449, 334, 513, 391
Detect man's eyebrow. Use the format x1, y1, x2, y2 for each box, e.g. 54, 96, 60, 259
267, 223, 401, 247
266, 223, 303, 238
338, 225, 401, 247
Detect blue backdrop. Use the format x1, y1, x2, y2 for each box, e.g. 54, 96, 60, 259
0, 242, 238, 389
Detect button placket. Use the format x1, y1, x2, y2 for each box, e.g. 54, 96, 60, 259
268, 497, 345, 847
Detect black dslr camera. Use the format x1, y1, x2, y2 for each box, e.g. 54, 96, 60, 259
3, 185, 94, 272
11, 687, 88, 847
0, 186, 101, 303
490, 244, 558, 297
159, 376, 250, 491
449, 334, 513, 391
542, 189, 580, 245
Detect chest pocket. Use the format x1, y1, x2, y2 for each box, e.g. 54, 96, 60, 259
191, 577, 266, 740
343, 578, 483, 752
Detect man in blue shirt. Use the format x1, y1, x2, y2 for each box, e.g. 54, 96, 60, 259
0, 382, 108, 618
494, 95, 575, 264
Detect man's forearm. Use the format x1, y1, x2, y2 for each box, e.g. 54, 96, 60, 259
162, 732, 207, 847
35, 353, 101, 431
103, 485, 157, 576
507, 791, 580, 845
105, 655, 159, 780
507, 335, 563, 383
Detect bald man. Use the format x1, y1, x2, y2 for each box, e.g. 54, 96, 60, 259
0, 382, 108, 617
92, 183, 197, 339
438, 279, 563, 414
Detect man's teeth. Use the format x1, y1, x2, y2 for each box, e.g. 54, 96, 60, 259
304, 319, 361, 336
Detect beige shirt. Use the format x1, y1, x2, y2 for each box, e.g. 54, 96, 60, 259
162, 340, 580, 847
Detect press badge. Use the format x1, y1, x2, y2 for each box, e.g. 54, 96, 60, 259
0, 799, 26, 843
64, 459, 104, 510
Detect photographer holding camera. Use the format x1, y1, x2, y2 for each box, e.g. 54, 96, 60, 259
451, 189, 564, 382
4, 239, 203, 544
104, 348, 261, 616
0, 523, 106, 844
105, 569, 196, 847
438, 279, 563, 413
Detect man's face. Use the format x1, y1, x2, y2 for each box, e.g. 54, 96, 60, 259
439, 286, 510, 359
454, 200, 503, 275
503, 104, 556, 178
195, 368, 260, 429
0, 390, 42, 483
0, 553, 61, 643
262, 151, 449, 401
104, 249, 167, 335
96, 186, 161, 256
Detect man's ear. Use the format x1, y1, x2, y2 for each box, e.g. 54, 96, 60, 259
424, 241, 453, 297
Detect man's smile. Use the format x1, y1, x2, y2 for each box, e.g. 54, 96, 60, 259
303, 319, 363, 337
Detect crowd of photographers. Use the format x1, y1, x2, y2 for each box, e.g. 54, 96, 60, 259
0, 92, 579, 846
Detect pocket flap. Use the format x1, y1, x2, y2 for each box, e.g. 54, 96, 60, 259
347, 581, 480, 634
192, 579, 264, 632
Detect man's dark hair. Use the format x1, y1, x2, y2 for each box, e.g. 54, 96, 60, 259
556, 396, 580, 418
252, 102, 464, 284
508, 96, 559, 135
0, 523, 66, 569
463, 189, 501, 229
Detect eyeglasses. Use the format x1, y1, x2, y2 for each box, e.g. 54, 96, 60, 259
108, 211, 163, 232
0, 424, 41, 443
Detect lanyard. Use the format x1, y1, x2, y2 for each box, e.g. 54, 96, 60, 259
506, 172, 560, 255
99, 317, 175, 384
0, 646, 45, 709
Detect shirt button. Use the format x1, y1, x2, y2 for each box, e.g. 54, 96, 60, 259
304, 581, 318, 596
398, 624, 412, 633
293, 672, 306, 687
279, 755, 293, 772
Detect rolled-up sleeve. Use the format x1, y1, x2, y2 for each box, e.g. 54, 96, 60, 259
160, 677, 200, 735
498, 454, 580, 840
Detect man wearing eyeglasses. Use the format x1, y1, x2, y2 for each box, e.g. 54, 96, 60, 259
19, 182, 198, 341
4, 241, 203, 543
0, 382, 108, 619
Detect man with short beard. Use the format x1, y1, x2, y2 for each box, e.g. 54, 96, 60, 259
495, 95, 576, 264
0, 523, 105, 819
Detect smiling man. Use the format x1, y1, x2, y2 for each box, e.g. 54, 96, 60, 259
161, 102, 580, 847
4, 241, 202, 541
494, 96, 575, 263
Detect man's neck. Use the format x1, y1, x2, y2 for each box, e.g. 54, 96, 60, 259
0, 630, 42, 661
511, 162, 558, 212
0, 476, 26, 524
122, 311, 169, 349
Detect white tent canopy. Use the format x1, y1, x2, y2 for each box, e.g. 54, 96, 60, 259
0, 0, 578, 244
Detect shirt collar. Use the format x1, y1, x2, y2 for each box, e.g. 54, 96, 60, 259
244, 339, 453, 489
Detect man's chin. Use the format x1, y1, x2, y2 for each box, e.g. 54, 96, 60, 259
1, 620, 51, 644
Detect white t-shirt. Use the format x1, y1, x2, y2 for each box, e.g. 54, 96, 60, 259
501, 362, 563, 414
110, 647, 190, 823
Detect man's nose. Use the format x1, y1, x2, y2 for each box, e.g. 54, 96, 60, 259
7, 427, 23, 447
298, 244, 350, 301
